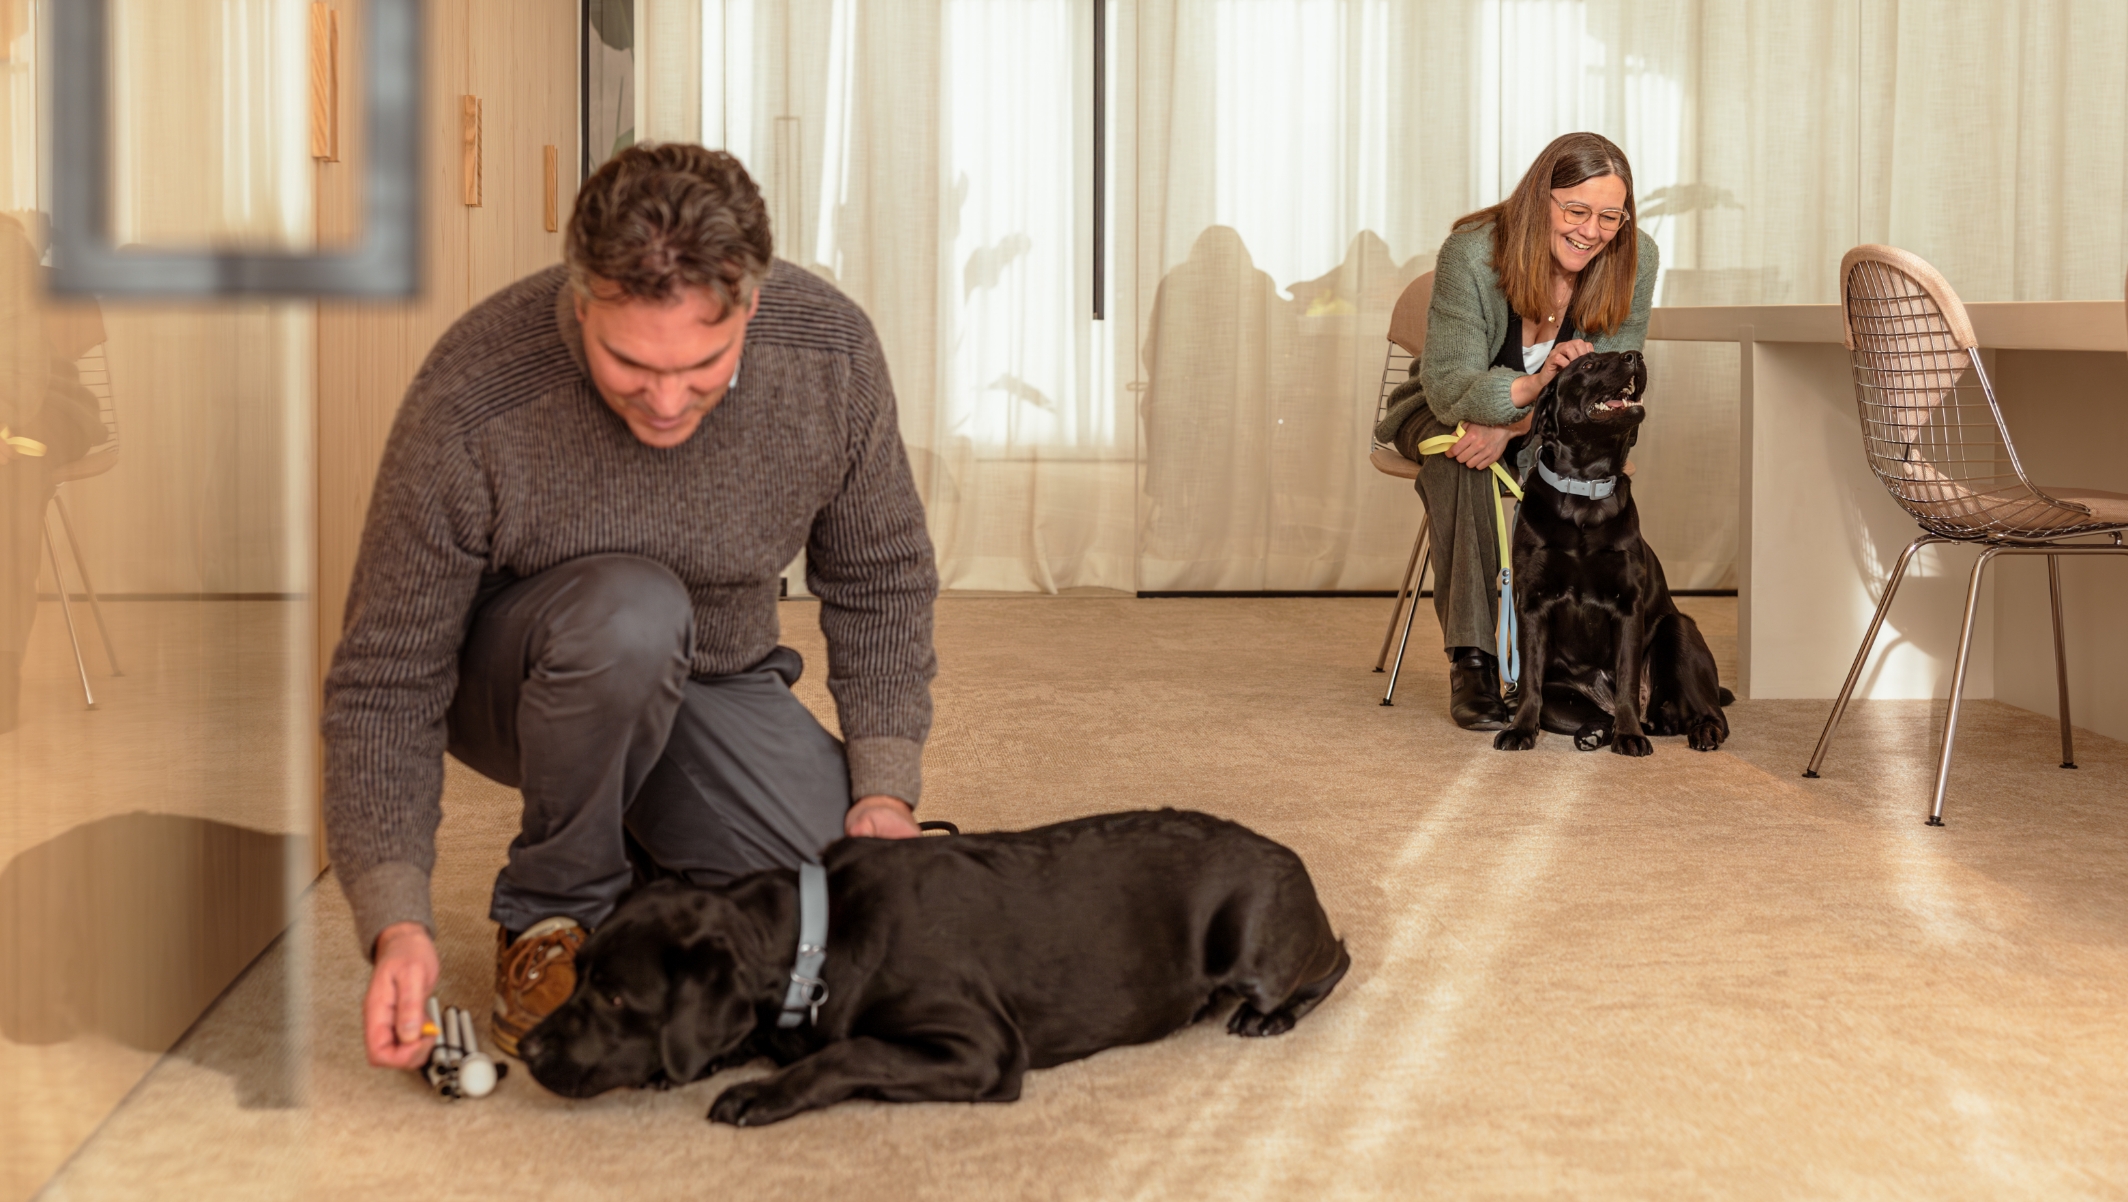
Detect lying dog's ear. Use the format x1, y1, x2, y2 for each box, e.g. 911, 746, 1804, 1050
657, 916, 765, 1085
659, 974, 718, 1085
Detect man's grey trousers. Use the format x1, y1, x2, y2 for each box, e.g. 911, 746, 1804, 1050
446, 554, 850, 935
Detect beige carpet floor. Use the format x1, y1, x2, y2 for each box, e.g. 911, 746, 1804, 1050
40, 597, 2128, 1201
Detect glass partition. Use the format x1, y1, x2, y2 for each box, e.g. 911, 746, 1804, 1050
1, 2, 317, 1196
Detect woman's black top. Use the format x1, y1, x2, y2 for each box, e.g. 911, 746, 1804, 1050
1491, 308, 1576, 466
1492, 310, 1578, 372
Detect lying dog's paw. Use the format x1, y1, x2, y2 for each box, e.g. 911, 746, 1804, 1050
1227, 1004, 1297, 1038
1611, 733, 1653, 757
1685, 720, 1726, 752
1573, 724, 1612, 752
708, 1080, 797, 1128
1493, 728, 1538, 752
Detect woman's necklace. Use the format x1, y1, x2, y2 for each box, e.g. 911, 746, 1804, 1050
1545, 277, 1575, 327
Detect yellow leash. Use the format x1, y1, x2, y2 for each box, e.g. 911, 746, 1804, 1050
1416, 422, 1524, 684
1, 427, 48, 457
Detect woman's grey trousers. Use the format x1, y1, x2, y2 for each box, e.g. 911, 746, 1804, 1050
1404, 411, 1518, 657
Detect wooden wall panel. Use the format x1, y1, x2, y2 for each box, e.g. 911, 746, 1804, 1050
315, 0, 471, 704
468, 0, 580, 303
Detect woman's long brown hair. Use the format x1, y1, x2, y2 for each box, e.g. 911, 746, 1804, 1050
1451, 132, 1638, 337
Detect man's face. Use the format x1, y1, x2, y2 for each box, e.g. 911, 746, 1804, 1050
575, 281, 760, 448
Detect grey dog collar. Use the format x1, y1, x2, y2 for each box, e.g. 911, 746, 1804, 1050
1535, 456, 1617, 499
777, 862, 829, 1029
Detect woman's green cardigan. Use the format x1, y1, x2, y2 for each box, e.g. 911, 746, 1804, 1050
1389, 223, 1659, 435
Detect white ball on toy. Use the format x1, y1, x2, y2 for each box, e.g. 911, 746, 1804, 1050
458, 1055, 498, 1098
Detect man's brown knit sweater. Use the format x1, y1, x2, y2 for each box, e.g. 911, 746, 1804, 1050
322, 261, 938, 951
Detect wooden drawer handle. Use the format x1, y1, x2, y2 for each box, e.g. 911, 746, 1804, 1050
461, 95, 482, 206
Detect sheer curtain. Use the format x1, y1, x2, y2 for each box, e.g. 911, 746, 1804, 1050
650, 0, 2128, 594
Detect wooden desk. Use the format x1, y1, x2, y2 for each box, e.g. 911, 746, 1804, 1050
1648, 303, 2128, 741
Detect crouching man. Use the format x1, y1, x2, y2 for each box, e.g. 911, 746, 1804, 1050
322, 144, 938, 1069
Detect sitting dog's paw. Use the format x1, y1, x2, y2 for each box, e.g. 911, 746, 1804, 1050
1572, 723, 1612, 752
1227, 1004, 1298, 1038
1611, 732, 1654, 757
708, 1080, 794, 1127
1493, 728, 1538, 752
1685, 719, 1726, 752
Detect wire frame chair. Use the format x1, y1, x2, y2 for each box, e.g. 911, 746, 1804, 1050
1804, 245, 2128, 824
1368, 271, 1432, 706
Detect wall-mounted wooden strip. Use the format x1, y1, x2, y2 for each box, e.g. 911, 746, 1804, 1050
544, 144, 559, 232
461, 95, 482, 206
308, 3, 338, 161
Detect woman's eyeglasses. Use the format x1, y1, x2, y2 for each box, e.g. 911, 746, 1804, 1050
1553, 198, 1630, 232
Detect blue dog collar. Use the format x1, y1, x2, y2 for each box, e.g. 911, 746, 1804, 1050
1535, 456, 1617, 499
777, 861, 829, 1029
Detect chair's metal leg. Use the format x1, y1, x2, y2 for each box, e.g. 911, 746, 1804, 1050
1380, 571, 1426, 707
1374, 513, 1429, 672
1929, 546, 2000, 827
52, 491, 122, 676
1805, 534, 1938, 778
2047, 553, 2075, 769
42, 516, 96, 709
1380, 519, 1430, 707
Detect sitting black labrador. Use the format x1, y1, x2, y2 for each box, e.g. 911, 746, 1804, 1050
518, 809, 1350, 1126
1494, 349, 1733, 756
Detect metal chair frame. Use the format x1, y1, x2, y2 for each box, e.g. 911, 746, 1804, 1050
41, 342, 124, 708
1804, 246, 2128, 824
1368, 270, 1435, 706
1370, 338, 1429, 705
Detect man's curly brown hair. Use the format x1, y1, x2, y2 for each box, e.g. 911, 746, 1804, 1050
566, 143, 774, 314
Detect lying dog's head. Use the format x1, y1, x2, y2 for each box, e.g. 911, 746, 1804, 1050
1537, 350, 1648, 460
518, 881, 774, 1098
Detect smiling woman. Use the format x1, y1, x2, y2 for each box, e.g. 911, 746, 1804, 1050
1394, 132, 1660, 732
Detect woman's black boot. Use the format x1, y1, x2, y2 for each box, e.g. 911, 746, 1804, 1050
1448, 646, 1511, 730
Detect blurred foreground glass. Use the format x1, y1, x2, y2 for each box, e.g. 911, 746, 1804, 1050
2, 1, 318, 1197
49, 0, 421, 297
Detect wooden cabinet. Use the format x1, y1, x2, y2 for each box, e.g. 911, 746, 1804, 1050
468, 0, 580, 305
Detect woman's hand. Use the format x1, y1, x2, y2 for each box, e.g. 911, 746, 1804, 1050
1448, 413, 1533, 471
1510, 337, 1598, 408
1546, 338, 1595, 375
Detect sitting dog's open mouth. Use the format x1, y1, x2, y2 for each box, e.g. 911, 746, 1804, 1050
1595, 379, 1642, 414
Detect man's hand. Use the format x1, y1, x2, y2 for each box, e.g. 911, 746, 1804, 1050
845, 794, 920, 839
364, 922, 440, 1069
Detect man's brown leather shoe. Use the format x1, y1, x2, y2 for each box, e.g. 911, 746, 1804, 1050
491, 916, 586, 1058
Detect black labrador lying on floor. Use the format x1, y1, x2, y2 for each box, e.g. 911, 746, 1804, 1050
518, 809, 1350, 1126
1494, 349, 1733, 756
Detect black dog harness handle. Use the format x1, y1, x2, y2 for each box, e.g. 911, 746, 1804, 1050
778, 862, 829, 1029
